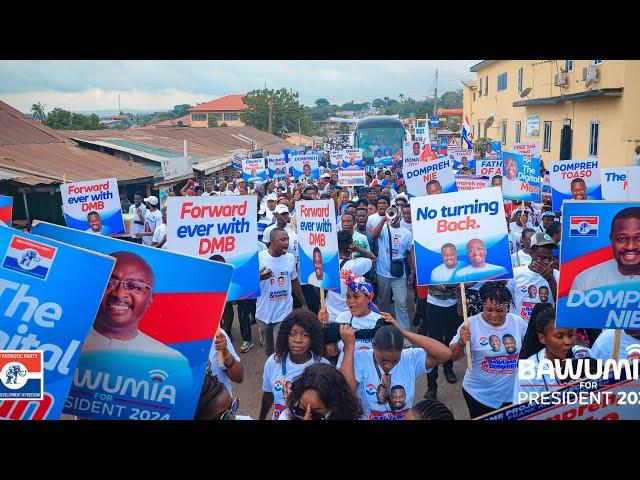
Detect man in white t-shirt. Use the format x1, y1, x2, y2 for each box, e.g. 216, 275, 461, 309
454, 238, 507, 281
511, 228, 535, 268
151, 207, 167, 249
256, 228, 308, 357
129, 192, 147, 243
137, 196, 163, 246
370, 201, 415, 330
507, 232, 559, 322
570, 207, 640, 291
366, 195, 389, 236
591, 328, 640, 361
263, 204, 298, 258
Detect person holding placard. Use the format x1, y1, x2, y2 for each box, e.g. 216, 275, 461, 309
339, 314, 452, 420
449, 282, 527, 418
506, 233, 558, 322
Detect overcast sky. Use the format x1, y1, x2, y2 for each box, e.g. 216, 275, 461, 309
0, 60, 478, 113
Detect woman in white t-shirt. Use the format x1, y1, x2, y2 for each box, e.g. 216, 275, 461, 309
278, 363, 363, 420
512, 304, 583, 404
339, 313, 452, 420
260, 309, 330, 420
449, 282, 528, 419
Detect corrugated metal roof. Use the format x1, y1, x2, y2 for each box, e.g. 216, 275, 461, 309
0, 100, 67, 146
0, 143, 154, 185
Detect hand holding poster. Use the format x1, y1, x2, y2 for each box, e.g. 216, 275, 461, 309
513, 142, 540, 160
0, 226, 115, 420
404, 157, 457, 198
0, 195, 12, 225
166, 196, 259, 300
242, 157, 267, 185
412, 187, 513, 285
267, 155, 288, 179
297, 200, 339, 290
556, 201, 640, 330
31, 222, 234, 420
343, 148, 363, 169
60, 178, 125, 235
550, 159, 602, 211
501, 152, 541, 202
601, 166, 640, 201
337, 169, 366, 187
293, 155, 319, 181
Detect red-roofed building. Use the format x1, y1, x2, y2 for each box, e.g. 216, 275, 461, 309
188, 94, 247, 128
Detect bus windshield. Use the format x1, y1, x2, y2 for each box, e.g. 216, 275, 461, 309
356, 126, 405, 160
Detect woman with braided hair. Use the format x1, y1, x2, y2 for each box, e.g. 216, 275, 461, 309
449, 281, 528, 418
278, 363, 364, 420
195, 373, 244, 420
404, 398, 455, 420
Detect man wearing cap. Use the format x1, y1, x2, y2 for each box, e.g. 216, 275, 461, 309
318, 173, 331, 195
537, 211, 556, 234
136, 195, 163, 246
263, 204, 298, 256
507, 232, 559, 322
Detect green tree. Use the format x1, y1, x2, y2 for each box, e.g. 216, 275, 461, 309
240, 88, 305, 136
372, 98, 385, 109
314, 98, 330, 108
172, 104, 192, 117
44, 108, 73, 129
30, 102, 46, 122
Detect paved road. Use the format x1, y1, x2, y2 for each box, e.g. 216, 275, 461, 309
223, 299, 471, 420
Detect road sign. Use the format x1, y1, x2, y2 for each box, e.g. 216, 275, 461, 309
429, 116, 440, 128
448, 136, 461, 147
439, 137, 448, 150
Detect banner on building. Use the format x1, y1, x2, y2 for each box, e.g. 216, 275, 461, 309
31, 222, 234, 420
501, 152, 541, 202
404, 157, 457, 198
242, 157, 267, 185
337, 169, 366, 187
550, 159, 602, 211
166, 196, 259, 301
297, 200, 339, 290
601, 167, 640, 201
292, 155, 319, 181
0, 226, 115, 420
412, 187, 513, 285
525, 115, 540, 137
60, 178, 124, 236
556, 200, 640, 330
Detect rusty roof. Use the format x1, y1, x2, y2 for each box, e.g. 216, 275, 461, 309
0, 100, 67, 146
188, 95, 247, 112
0, 143, 154, 186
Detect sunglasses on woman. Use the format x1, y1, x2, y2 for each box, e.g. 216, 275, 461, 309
289, 403, 331, 420
220, 398, 239, 421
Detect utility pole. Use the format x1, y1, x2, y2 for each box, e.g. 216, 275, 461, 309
298, 117, 302, 146
268, 100, 273, 135
118, 94, 121, 114
433, 69, 439, 117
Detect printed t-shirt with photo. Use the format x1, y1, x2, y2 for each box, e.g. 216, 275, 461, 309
506, 265, 559, 321
256, 250, 298, 325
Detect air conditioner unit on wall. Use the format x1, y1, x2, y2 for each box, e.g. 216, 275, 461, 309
554, 72, 568, 87
583, 66, 599, 87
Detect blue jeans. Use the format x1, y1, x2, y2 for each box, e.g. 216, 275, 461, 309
376, 274, 409, 330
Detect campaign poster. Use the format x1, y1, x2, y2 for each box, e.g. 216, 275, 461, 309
166, 196, 259, 301
242, 157, 267, 185
477, 159, 503, 178
412, 187, 513, 285
556, 201, 640, 330
31, 222, 234, 420
373, 147, 393, 167
330, 151, 343, 170
481, 376, 640, 420
337, 169, 366, 188
297, 200, 339, 290
403, 140, 424, 161
60, 178, 125, 235
542, 172, 551, 196
0, 226, 115, 420
550, 159, 602, 211
404, 157, 457, 198
342, 148, 363, 169
292, 155, 319, 181
455, 176, 493, 191
484, 141, 503, 160
0, 195, 12, 225
501, 152, 541, 202
525, 115, 540, 137
601, 167, 640, 201
267, 155, 288, 180
512, 142, 540, 160
450, 149, 476, 172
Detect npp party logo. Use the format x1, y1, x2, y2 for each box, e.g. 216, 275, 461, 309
366, 384, 377, 395
479, 337, 489, 347
1, 235, 58, 280
569, 216, 599, 238
0, 351, 43, 399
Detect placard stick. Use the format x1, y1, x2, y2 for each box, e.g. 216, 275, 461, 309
216, 326, 224, 368
319, 287, 325, 309
460, 283, 472, 370
611, 330, 622, 360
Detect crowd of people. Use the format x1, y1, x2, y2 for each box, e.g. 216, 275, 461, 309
120, 148, 630, 421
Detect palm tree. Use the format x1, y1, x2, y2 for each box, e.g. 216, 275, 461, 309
30, 102, 46, 122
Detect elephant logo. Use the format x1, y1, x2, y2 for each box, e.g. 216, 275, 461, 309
2, 363, 28, 388
19, 249, 40, 269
